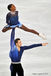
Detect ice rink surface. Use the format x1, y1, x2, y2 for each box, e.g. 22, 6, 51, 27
0, 0, 51, 76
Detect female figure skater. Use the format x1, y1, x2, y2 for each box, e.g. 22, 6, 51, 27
2, 4, 46, 40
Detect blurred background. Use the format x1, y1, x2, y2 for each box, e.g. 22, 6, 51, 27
0, 0, 51, 76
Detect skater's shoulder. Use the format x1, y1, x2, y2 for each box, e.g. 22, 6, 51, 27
16, 11, 18, 13
6, 12, 11, 16
15, 11, 19, 14
20, 46, 24, 49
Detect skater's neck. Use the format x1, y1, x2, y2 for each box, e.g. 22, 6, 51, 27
10, 11, 16, 14
17, 46, 21, 52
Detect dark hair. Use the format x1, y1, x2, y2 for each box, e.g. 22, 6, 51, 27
7, 4, 13, 11
14, 38, 20, 45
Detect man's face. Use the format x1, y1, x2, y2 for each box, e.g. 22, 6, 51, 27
10, 4, 16, 12
16, 40, 22, 47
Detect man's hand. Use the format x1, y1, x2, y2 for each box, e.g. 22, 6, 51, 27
42, 43, 48, 46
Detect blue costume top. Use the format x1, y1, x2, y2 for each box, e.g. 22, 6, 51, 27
9, 28, 42, 62
6, 11, 22, 28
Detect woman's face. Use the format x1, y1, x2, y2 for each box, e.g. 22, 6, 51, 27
10, 4, 16, 12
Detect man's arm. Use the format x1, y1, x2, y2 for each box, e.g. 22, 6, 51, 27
22, 43, 48, 50
10, 28, 15, 51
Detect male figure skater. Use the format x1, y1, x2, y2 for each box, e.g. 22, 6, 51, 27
9, 28, 48, 76
2, 4, 46, 40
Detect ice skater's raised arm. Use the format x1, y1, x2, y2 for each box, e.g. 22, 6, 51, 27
10, 28, 15, 50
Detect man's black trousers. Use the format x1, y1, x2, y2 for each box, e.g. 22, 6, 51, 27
10, 63, 24, 76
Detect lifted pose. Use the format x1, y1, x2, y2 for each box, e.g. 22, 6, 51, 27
2, 4, 46, 40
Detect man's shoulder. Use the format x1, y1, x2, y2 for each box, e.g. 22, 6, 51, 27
10, 45, 17, 52
20, 46, 25, 49
20, 46, 23, 48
